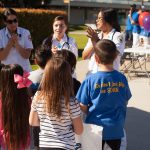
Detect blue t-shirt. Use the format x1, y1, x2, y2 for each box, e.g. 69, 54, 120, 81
126, 15, 133, 31
76, 70, 132, 140
140, 26, 150, 37
132, 12, 141, 34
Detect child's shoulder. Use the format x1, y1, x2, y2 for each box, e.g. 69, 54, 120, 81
29, 68, 43, 76
87, 70, 127, 81
68, 97, 78, 104
114, 70, 127, 78
32, 91, 43, 103
29, 69, 44, 83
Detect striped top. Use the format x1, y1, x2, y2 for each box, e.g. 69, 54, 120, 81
31, 92, 81, 149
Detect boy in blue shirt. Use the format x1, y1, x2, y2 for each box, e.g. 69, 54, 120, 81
76, 39, 132, 150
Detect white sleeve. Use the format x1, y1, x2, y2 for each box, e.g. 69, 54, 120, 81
84, 38, 93, 51
24, 29, 33, 49
113, 32, 125, 56
69, 38, 78, 58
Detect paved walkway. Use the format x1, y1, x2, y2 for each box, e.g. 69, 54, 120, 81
76, 60, 150, 150
69, 30, 87, 35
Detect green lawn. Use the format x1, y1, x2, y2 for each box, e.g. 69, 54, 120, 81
68, 33, 88, 59
69, 24, 87, 32
68, 33, 88, 50
68, 24, 88, 58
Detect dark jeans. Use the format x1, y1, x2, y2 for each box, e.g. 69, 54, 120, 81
102, 139, 121, 150
40, 148, 66, 150
125, 30, 133, 41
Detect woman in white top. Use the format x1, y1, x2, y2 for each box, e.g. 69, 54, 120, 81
82, 8, 125, 74
82, 8, 126, 150
43, 16, 78, 58
0, 8, 33, 72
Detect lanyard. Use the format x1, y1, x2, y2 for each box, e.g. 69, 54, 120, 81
61, 41, 70, 50
101, 30, 116, 41
57, 35, 70, 50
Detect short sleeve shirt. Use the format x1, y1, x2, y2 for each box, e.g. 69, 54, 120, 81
84, 29, 125, 73
52, 33, 78, 58
76, 70, 132, 140
31, 92, 81, 149
132, 12, 141, 34
0, 27, 33, 71
126, 15, 133, 31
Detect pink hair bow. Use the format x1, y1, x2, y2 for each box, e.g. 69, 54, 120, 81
14, 72, 32, 89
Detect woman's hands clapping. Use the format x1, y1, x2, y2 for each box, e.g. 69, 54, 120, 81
86, 26, 99, 44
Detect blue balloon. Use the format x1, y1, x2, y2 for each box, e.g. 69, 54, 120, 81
143, 14, 150, 32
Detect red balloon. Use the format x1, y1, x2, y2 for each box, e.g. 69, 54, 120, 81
138, 12, 150, 26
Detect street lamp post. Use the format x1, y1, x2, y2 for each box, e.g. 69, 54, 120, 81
68, 0, 70, 23
41, 0, 44, 5
64, 0, 71, 23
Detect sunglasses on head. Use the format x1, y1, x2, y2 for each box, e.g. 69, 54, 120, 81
6, 18, 18, 24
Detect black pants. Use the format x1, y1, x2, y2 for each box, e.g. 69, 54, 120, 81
102, 139, 121, 150
40, 148, 66, 150
33, 126, 40, 147
125, 30, 133, 41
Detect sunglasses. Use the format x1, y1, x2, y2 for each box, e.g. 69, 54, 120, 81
6, 18, 18, 24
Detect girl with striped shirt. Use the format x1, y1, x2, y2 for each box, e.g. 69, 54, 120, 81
29, 57, 83, 150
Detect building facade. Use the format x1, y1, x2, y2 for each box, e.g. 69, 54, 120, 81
1, 0, 150, 25
48, 0, 150, 25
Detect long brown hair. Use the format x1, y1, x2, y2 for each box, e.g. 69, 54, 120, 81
1, 64, 30, 150
39, 57, 74, 117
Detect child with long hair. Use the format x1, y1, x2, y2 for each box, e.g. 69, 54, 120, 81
54, 49, 81, 95
0, 64, 4, 91
29, 45, 52, 150
29, 57, 83, 150
0, 64, 32, 150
